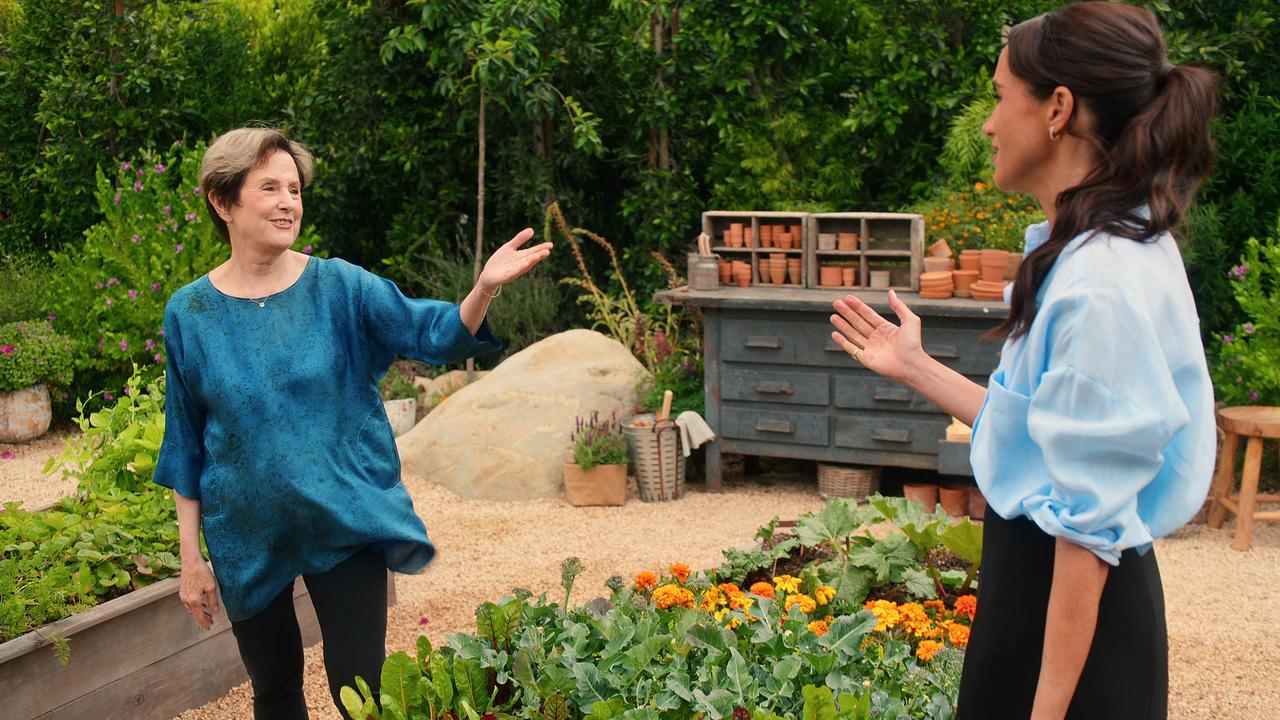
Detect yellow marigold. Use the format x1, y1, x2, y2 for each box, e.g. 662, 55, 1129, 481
728, 593, 754, 613
700, 588, 721, 612
652, 583, 695, 610
773, 575, 801, 594
749, 582, 775, 599
947, 622, 970, 648
808, 620, 830, 637
669, 563, 691, 584
916, 640, 944, 662
814, 585, 837, 606
634, 571, 658, 592
714, 608, 731, 623
953, 594, 977, 621
784, 593, 817, 614
867, 599, 901, 632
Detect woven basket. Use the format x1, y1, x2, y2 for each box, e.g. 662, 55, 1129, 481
818, 463, 881, 500
622, 413, 685, 502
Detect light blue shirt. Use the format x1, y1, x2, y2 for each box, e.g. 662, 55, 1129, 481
970, 220, 1215, 565
153, 256, 501, 620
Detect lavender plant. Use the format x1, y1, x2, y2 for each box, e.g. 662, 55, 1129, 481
570, 410, 629, 470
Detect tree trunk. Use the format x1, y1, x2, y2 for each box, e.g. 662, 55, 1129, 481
468, 82, 487, 374
650, 6, 673, 170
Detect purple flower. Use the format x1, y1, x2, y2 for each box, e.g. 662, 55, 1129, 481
1244, 323, 1255, 335
121, 161, 132, 171
132, 234, 141, 244
102, 391, 114, 402
0, 451, 13, 460
47, 314, 55, 322
133, 180, 143, 192
106, 277, 118, 287
1222, 334, 1234, 344
123, 385, 132, 396
1249, 389, 1260, 402
153, 164, 166, 174
162, 205, 172, 215
145, 339, 155, 350
157, 225, 166, 233
302, 244, 314, 255
172, 139, 184, 148
174, 243, 184, 254
193, 187, 202, 196
98, 338, 105, 349
186, 213, 198, 222
105, 297, 113, 307
153, 353, 162, 363
119, 339, 128, 351
128, 289, 139, 300
158, 328, 165, 336
0, 344, 13, 356
135, 168, 145, 178
114, 193, 121, 205
1229, 263, 1251, 280
150, 282, 161, 292
96, 281, 104, 290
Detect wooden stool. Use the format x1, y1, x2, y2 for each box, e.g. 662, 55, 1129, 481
1207, 406, 1280, 550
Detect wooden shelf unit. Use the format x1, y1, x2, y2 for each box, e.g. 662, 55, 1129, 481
807, 212, 923, 292
703, 211, 810, 289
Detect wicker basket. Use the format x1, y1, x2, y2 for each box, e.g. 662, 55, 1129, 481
622, 413, 685, 502
817, 463, 881, 500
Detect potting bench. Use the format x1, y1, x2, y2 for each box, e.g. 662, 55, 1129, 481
655, 286, 1007, 490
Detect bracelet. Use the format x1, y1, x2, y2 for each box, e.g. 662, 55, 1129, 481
480, 284, 502, 299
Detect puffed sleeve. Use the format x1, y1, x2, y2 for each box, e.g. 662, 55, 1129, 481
356, 266, 503, 368
153, 302, 206, 501
1021, 282, 1191, 565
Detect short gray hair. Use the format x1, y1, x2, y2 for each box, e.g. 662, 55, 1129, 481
199, 127, 314, 241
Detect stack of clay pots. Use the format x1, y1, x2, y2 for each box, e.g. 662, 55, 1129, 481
759, 224, 800, 249
979, 249, 1009, 282
722, 223, 746, 248
918, 270, 954, 299
787, 257, 802, 284
717, 260, 732, 285
766, 253, 789, 285
730, 260, 752, 288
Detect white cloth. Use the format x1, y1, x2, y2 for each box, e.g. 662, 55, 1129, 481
674, 410, 716, 457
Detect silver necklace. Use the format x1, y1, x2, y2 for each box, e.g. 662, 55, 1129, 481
243, 260, 290, 308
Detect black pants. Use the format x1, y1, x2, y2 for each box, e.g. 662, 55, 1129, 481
956, 506, 1168, 719
230, 547, 388, 720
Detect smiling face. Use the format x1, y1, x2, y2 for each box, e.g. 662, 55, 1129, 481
214, 149, 303, 251
982, 48, 1055, 196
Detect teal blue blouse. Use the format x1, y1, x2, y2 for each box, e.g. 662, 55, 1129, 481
153, 256, 501, 621
970, 221, 1216, 565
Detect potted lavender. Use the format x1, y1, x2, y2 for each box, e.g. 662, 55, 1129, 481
564, 410, 629, 506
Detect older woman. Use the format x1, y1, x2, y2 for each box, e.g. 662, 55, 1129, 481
153, 127, 551, 720
831, 3, 1217, 718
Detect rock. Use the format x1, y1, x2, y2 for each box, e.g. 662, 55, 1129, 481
398, 329, 647, 500
414, 369, 487, 400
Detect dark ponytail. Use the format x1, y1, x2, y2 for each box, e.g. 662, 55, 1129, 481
992, 2, 1219, 342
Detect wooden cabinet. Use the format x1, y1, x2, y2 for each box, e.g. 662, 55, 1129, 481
655, 286, 1006, 490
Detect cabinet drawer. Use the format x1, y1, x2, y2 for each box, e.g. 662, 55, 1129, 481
720, 317, 820, 365
722, 407, 830, 446
833, 376, 939, 414
917, 327, 1001, 376
833, 415, 949, 455
722, 368, 830, 406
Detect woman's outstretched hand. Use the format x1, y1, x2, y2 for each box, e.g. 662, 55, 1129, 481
478, 228, 553, 293
830, 289, 925, 381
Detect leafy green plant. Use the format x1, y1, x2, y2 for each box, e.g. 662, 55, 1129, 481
0, 253, 54, 325
570, 411, 628, 471
0, 320, 73, 393
1210, 213, 1280, 406
379, 363, 420, 402
636, 329, 704, 417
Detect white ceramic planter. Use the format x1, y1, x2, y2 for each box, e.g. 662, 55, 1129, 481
0, 383, 52, 442
384, 398, 417, 437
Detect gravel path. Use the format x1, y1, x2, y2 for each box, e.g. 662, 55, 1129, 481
3, 439, 1277, 719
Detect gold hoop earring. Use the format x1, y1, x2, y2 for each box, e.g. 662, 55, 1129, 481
1049, 126, 1060, 142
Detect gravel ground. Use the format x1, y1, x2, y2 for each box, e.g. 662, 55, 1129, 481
0, 429, 79, 510
2, 440, 1277, 720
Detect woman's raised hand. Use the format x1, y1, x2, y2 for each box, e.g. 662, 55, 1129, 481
179, 560, 221, 630
830, 290, 924, 380
478, 228, 553, 293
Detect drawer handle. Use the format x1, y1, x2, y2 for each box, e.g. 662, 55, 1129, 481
926, 344, 959, 359
755, 419, 794, 434
756, 381, 795, 395
745, 335, 782, 349
823, 343, 844, 353
872, 428, 911, 443
873, 387, 911, 403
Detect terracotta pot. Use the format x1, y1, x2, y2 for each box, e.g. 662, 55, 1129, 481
837, 232, 859, 251
564, 462, 627, 506
927, 238, 954, 258
770, 265, 786, 284
787, 263, 801, 284
760, 224, 773, 244
718, 261, 732, 284
958, 253, 983, 272
0, 384, 52, 442
841, 267, 855, 286
728, 223, 744, 246
923, 256, 953, 273
1004, 252, 1023, 281
903, 482, 939, 511
939, 484, 969, 519
968, 486, 988, 519
744, 227, 754, 247
819, 266, 842, 286
777, 234, 792, 250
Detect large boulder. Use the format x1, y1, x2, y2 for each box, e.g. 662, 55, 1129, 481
398, 329, 647, 500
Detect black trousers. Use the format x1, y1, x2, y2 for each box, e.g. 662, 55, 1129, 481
229, 547, 388, 720
956, 506, 1168, 719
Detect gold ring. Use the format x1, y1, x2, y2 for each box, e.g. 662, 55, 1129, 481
853, 348, 862, 362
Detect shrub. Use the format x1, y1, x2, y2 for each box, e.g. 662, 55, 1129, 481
0, 321, 73, 394
45, 141, 322, 407
569, 411, 629, 470
378, 362, 419, 402
1209, 214, 1280, 406
0, 253, 53, 326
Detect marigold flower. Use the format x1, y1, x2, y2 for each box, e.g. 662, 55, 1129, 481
947, 622, 970, 648
728, 594, 754, 613
953, 594, 977, 621
652, 584, 695, 610
633, 571, 658, 592
916, 640, 944, 661
714, 608, 730, 623
700, 589, 721, 612
749, 582, 775, 599
867, 599, 901, 632
808, 620, 830, 637
669, 563, 692, 584
718, 582, 741, 597
784, 593, 817, 614
773, 575, 801, 594
814, 585, 837, 606
924, 599, 946, 614
973, 182, 986, 191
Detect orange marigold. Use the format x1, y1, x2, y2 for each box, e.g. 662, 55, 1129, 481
947, 622, 970, 648
669, 563, 692, 584
634, 571, 658, 592
808, 620, 830, 637
718, 582, 741, 596
784, 593, 817, 614
916, 640, 944, 662
867, 599, 901, 632
953, 594, 977, 621
652, 583, 695, 610
924, 599, 946, 613
749, 582, 776, 599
